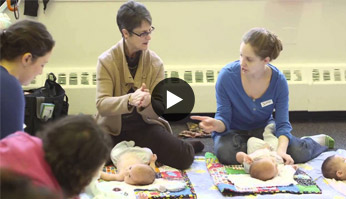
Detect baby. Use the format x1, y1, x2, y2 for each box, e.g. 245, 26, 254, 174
236, 147, 284, 181
236, 123, 285, 181
321, 155, 346, 180
101, 141, 157, 185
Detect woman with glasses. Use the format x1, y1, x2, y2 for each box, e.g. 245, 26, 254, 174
192, 28, 331, 165
95, 0, 203, 170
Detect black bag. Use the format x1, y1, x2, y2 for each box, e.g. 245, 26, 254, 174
24, 73, 69, 135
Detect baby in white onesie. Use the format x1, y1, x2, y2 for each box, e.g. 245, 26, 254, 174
101, 141, 157, 185
236, 123, 290, 181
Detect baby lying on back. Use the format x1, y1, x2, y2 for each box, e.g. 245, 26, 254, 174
236, 146, 284, 181
322, 155, 346, 180
101, 141, 156, 186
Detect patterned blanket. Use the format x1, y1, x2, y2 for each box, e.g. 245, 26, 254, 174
101, 165, 197, 199
205, 152, 321, 196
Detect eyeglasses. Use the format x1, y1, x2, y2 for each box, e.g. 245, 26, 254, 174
129, 26, 155, 38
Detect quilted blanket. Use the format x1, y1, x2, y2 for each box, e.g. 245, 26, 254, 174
83, 165, 197, 199
205, 152, 321, 196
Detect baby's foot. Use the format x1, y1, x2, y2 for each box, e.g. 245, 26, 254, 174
137, 192, 148, 199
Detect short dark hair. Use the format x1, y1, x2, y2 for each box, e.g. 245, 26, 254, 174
0, 19, 55, 62
242, 27, 283, 61
0, 168, 59, 199
37, 115, 111, 198
321, 155, 340, 180
116, 0, 152, 37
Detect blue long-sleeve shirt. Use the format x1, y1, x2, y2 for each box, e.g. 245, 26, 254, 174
213, 60, 292, 141
0, 66, 25, 139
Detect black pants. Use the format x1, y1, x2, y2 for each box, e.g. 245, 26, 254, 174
111, 110, 194, 170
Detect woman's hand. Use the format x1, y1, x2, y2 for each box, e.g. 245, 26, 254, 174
277, 151, 294, 165
276, 135, 294, 165
139, 94, 151, 107
139, 83, 151, 107
129, 83, 150, 107
190, 116, 225, 133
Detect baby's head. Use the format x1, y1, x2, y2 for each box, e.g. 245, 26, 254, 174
249, 157, 278, 181
123, 164, 156, 185
322, 155, 346, 180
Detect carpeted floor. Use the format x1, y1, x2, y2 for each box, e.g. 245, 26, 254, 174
170, 112, 346, 156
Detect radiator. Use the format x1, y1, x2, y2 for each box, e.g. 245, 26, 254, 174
23, 64, 346, 115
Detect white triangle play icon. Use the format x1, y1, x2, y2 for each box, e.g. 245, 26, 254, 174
166, 90, 183, 109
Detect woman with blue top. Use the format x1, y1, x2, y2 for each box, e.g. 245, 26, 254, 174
0, 20, 54, 139
192, 27, 330, 165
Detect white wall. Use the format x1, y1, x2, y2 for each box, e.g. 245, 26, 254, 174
4, 0, 346, 114
4, 0, 346, 69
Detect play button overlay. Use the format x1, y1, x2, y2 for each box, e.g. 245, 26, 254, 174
151, 78, 195, 122
166, 90, 183, 109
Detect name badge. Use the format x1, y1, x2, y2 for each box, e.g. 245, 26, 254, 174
261, 99, 273, 107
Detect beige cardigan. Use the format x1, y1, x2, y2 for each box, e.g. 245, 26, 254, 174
95, 39, 172, 136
